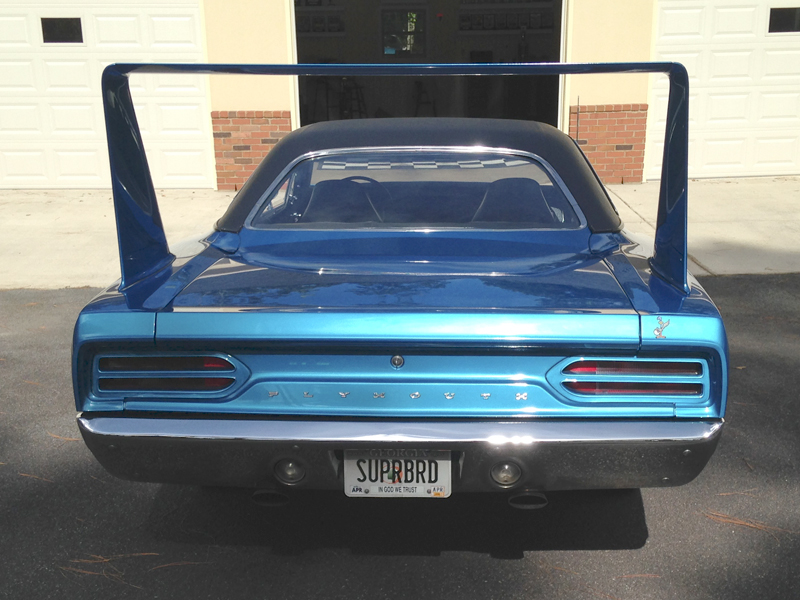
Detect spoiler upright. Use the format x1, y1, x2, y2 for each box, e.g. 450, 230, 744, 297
102, 62, 690, 293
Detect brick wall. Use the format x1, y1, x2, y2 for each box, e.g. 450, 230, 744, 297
211, 111, 292, 190
568, 104, 647, 184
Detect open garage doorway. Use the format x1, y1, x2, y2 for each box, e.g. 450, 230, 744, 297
294, 0, 562, 126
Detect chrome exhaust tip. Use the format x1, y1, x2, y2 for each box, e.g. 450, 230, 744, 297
508, 490, 548, 510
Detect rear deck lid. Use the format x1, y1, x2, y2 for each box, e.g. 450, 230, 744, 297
158, 240, 641, 349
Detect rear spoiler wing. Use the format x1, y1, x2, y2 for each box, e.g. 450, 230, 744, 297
102, 62, 690, 293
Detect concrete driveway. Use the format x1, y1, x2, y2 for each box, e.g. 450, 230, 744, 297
1, 176, 799, 289
608, 177, 800, 276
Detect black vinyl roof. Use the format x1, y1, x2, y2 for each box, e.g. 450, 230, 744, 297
216, 118, 622, 233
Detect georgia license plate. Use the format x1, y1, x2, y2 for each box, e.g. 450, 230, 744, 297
343, 449, 451, 498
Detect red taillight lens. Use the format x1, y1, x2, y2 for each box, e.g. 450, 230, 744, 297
561, 359, 705, 398
563, 360, 703, 376
202, 357, 231, 370
99, 356, 234, 372
96, 355, 237, 394
564, 381, 703, 396
98, 377, 235, 392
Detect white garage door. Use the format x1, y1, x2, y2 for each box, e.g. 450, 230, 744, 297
0, 1, 215, 188
646, 1, 800, 179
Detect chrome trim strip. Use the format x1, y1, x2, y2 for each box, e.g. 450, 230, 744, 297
78, 416, 722, 445
243, 146, 588, 230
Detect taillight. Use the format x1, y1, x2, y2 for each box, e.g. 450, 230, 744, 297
98, 356, 234, 372
97, 377, 234, 392
560, 359, 705, 398
563, 360, 703, 376
564, 381, 703, 396
95, 355, 237, 395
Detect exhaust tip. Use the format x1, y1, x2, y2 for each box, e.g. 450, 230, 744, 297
508, 491, 548, 510
251, 489, 290, 507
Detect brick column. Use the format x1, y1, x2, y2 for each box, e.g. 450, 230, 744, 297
568, 104, 648, 184
211, 111, 293, 190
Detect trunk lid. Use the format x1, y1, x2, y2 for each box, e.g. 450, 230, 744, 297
158, 236, 641, 349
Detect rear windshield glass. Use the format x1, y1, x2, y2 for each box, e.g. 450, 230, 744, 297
249, 150, 582, 229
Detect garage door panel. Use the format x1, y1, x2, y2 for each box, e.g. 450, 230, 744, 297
0, 104, 42, 136
0, 142, 112, 187
145, 144, 214, 187
754, 137, 799, 169
0, 60, 37, 92
655, 133, 799, 177
54, 149, 106, 183
0, 2, 214, 189
762, 49, 800, 80
711, 6, 759, 38
154, 103, 208, 137
43, 60, 94, 93
759, 92, 800, 124
633, 135, 703, 180
701, 138, 749, 170
647, 0, 800, 179
152, 73, 206, 94
128, 73, 149, 95
709, 50, 755, 81
659, 7, 706, 41
647, 140, 666, 177
129, 72, 208, 95
93, 15, 144, 48
706, 93, 751, 125
0, 14, 32, 46
149, 15, 201, 49
50, 104, 102, 137
0, 150, 48, 183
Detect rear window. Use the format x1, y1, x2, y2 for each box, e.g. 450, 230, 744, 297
249, 150, 583, 229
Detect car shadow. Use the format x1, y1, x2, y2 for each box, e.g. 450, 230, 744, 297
145, 486, 648, 558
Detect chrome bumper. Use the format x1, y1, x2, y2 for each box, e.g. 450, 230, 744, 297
77, 415, 723, 492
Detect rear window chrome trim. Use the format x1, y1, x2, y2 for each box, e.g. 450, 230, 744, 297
243, 146, 588, 231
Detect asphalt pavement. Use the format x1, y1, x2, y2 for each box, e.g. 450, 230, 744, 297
1, 176, 799, 598
1, 275, 799, 600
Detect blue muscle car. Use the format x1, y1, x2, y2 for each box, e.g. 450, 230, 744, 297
73, 63, 727, 505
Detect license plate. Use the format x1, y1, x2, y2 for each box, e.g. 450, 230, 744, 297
343, 449, 451, 498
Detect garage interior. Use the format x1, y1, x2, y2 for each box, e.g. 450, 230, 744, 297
295, 0, 562, 126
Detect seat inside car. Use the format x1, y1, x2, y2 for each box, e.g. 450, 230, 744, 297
301, 179, 382, 223
471, 177, 555, 225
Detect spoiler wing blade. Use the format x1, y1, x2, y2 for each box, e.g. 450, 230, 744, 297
102, 65, 171, 290
102, 62, 690, 293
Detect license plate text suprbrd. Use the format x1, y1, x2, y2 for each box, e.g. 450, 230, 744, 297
343, 449, 451, 498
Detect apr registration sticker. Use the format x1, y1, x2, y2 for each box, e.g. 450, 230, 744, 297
343, 449, 451, 498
